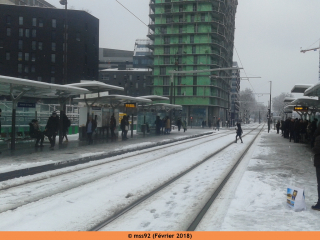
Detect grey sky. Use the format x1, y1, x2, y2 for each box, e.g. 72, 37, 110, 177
46, 0, 320, 106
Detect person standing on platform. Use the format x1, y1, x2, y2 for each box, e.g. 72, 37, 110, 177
121, 115, 126, 139
216, 118, 220, 131
110, 114, 116, 138
155, 116, 161, 135
235, 122, 243, 143
165, 117, 171, 134
61, 111, 70, 142
86, 116, 97, 145
177, 118, 182, 132
124, 115, 129, 139
29, 119, 44, 147
276, 120, 280, 134
45, 111, 59, 150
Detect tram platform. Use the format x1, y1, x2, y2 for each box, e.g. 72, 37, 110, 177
0, 127, 220, 180
198, 127, 320, 231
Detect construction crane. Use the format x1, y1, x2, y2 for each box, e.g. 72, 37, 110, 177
300, 40, 320, 82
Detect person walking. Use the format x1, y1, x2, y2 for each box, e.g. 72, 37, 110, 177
45, 111, 59, 150
61, 111, 70, 142
276, 120, 280, 134
177, 118, 182, 132
216, 118, 220, 131
29, 119, 44, 147
120, 115, 126, 139
86, 116, 97, 144
235, 122, 243, 143
110, 114, 116, 138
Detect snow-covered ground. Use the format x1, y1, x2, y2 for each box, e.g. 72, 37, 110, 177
1, 124, 315, 231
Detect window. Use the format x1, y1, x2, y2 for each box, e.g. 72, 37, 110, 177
51, 66, 55, 74
163, 77, 170, 85
193, 3, 197, 11
6, 52, 10, 60
52, 42, 56, 51
192, 45, 196, 54
52, 19, 56, 28
136, 83, 138, 89
201, 14, 205, 22
32, 41, 36, 50
193, 76, 197, 85
51, 77, 55, 83
194, 56, 198, 64
6, 15, 11, 24
177, 87, 181, 96
31, 65, 35, 73
38, 18, 43, 27
191, 14, 195, 22
38, 42, 43, 50
37, 76, 42, 81
164, 37, 170, 44
32, 29, 36, 37
18, 64, 23, 73
166, 16, 172, 23
160, 26, 167, 34
51, 54, 55, 63
179, 15, 183, 22
25, 29, 30, 38
194, 24, 198, 33
32, 18, 37, 27
179, 25, 183, 33
179, 36, 183, 44
6, 28, 11, 36
160, 67, 166, 75
31, 53, 36, 62
18, 40, 23, 50
193, 87, 197, 96
19, 16, 23, 25
76, 32, 80, 41
164, 47, 170, 54
25, 53, 29, 61
164, 57, 170, 64
19, 28, 24, 37
163, 87, 169, 95
178, 76, 182, 85
190, 35, 194, 44
24, 65, 29, 73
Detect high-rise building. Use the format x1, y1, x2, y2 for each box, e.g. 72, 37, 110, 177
0, 0, 54, 8
148, 0, 238, 126
231, 61, 240, 123
133, 39, 153, 68
0, 4, 99, 84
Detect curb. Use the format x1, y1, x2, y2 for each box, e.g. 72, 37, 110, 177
0, 131, 213, 182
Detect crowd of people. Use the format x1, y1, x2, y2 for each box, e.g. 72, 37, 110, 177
278, 118, 319, 146
154, 116, 187, 135
278, 117, 320, 211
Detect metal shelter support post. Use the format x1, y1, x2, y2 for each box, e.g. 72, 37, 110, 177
131, 114, 134, 138
268, 81, 272, 133
10, 90, 26, 150
59, 98, 68, 145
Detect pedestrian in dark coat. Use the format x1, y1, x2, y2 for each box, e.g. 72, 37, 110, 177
121, 116, 126, 139
29, 119, 44, 147
45, 111, 59, 149
86, 116, 97, 144
216, 118, 220, 131
276, 120, 280, 134
155, 116, 161, 135
177, 118, 182, 132
110, 114, 116, 138
289, 119, 295, 142
235, 123, 243, 143
61, 111, 70, 142
311, 119, 318, 148
312, 125, 320, 210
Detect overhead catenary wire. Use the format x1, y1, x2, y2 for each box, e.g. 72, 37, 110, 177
115, 0, 148, 27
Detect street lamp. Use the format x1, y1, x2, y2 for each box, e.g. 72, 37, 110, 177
268, 81, 272, 133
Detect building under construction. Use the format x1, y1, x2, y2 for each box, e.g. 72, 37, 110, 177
148, 0, 238, 126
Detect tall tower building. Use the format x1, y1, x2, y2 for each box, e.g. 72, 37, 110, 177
148, 0, 238, 126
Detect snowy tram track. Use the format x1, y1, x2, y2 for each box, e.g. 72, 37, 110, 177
91, 125, 263, 231
0, 130, 237, 213
0, 125, 262, 231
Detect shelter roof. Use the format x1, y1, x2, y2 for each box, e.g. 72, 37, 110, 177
283, 97, 296, 103
0, 75, 90, 98
290, 97, 320, 107
291, 84, 313, 93
304, 82, 320, 97
74, 94, 152, 105
139, 95, 169, 101
139, 103, 182, 110
67, 81, 124, 93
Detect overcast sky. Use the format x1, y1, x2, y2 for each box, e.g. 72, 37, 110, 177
46, 0, 320, 105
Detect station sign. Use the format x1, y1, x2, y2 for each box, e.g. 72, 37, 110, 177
17, 102, 36, 108
294, 106, 308, 112
92, 106, 102, 111
125, 103, 136, 108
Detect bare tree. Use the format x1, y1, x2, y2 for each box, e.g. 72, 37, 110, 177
272, 92, 294, 117
239, 88, 257, 123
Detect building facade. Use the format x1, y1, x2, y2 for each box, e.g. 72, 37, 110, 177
99, 67, 153, 97
148, 0, 237, 126
231, 61, 240, 123
0, 4, 99, 84
133, 39, 153, 69
99, 48, 133, 70
0, 0, 54, 8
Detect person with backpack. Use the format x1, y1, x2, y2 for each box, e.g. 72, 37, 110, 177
235, 122, 243, 143
29, 119, 44, 147
61, 111, 71, 142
